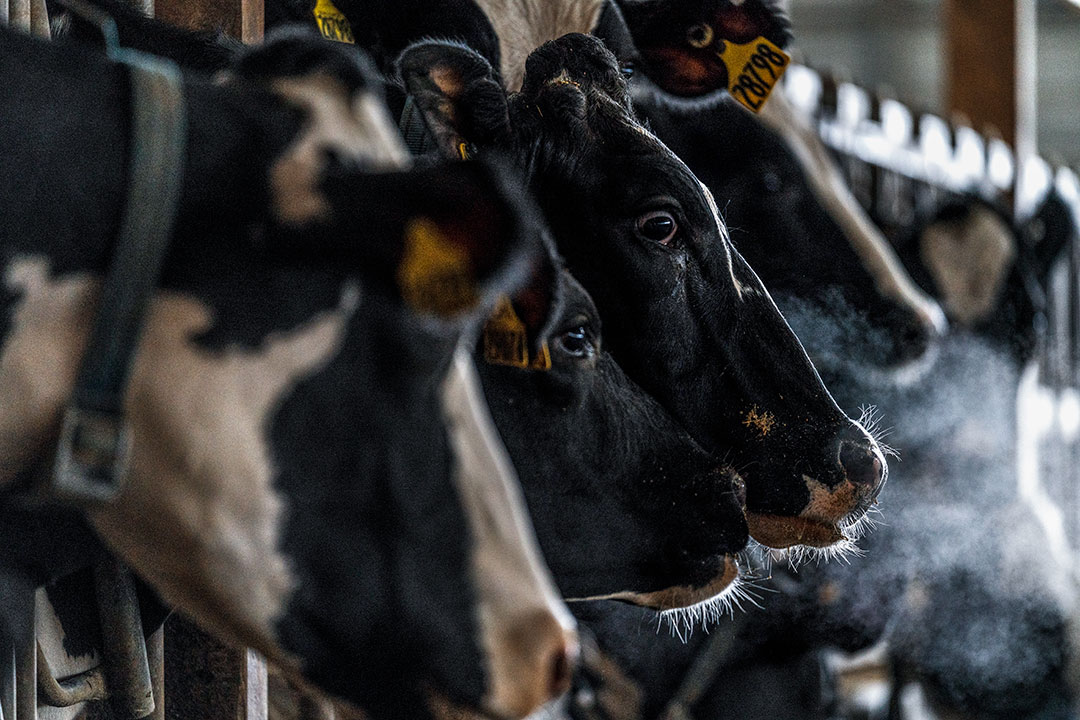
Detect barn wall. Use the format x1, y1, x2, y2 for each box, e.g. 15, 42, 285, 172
788, 0, 1080, 167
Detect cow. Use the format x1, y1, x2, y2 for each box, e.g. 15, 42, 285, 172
475, 260, 749, 609
399, 33, 888, 556
0, 27, 575, 720
609, 0, 945, 379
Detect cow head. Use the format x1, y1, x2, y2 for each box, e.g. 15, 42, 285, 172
476, 251, 749, 609
0, 30, 574, 720
900, 190, 1076, 366
398, 35, 885, 555
635, 92, 947, 378
616, 0, 792, 97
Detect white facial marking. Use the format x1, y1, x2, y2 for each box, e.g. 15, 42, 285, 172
699, 180, 746, 300
440, 347, 576, 719
0, 256, 354, 657
759, 91, 944, 334
919, 205, 1015, 326
270, 78, 410, 227
473, 0, 606, 91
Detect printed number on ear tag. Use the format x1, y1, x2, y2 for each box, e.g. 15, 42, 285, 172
398, 218, 478, 316
313, 0, 355, 43
483, 296, 552, 370
720, 36, 790, 113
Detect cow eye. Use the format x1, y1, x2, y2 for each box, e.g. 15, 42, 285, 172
637, 211, 678, 246
687, 23, 714, 49
557, 326, 595, 360
620, 61, 636, 79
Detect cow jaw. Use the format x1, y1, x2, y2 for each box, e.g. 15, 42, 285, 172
575, 555, 741, 612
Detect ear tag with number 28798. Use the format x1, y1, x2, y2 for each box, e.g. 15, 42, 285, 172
719, 36, 790, 113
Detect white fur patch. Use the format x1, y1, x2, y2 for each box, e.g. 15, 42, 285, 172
440, 347, 576, 719
473, 0, 606, 91
270, 78, 409, 226
919, 205, 1015, 326
0, 256, 354, 656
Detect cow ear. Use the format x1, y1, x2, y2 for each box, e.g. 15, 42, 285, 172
397, 40, 510, 159
620, 0, 792, 50
307, 157, 543, 323
618, 0, 792, 97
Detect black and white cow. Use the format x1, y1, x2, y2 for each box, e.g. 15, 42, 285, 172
399, 34, 888, 557
0, 28, 575, 720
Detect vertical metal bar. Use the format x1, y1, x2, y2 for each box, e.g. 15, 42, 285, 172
10, 0, 29, 31
28, 0, 46, 37
147, 627, 164, 720
15, 592, 36, 720
93, 558, 154, 719
244, 650, 268, 720
0, 639, 14, 720
1, 0, 9, 28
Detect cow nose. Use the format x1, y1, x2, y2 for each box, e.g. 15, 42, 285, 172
838, 439, 884, 493
549, 630, 578, 698
886, 301, 947, 367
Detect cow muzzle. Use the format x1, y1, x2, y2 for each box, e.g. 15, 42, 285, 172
746, 424, 886, 550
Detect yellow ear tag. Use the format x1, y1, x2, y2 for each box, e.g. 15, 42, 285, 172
458, 142, 471, 160
719, 36, 790, 113
397, 218, 478, 316
313, 0, 355, 44
482, 296, 552, 370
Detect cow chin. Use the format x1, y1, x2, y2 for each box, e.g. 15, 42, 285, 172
584, 555, 741, 612
744, 512, 844, 550
745, 474, 878, 551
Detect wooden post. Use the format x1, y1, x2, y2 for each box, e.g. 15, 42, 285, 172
163, 615, 268, 720
943, 0, 1037, 160
154, 0, 263, 43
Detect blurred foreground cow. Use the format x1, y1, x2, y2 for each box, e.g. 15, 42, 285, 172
0, 28, 575, 720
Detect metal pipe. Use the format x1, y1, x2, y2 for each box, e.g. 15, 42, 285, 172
36, 645, 108, 707
93, 558, 154, 719
146, 627, 163, 720
15, 595, 35, 720
10, 0, 29, 31
245, 650, 268, 720
1, 0, 9, 29
1, 640, 14, 720
29, 0, 47, 37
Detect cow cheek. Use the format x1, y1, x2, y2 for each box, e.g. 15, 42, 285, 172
90, 292, 350, 659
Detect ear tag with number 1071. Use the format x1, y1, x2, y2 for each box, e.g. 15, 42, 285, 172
720, 36, 790, 113
313, 0, 355, 44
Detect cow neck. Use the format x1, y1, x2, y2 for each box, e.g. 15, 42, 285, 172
48, 48, 187, 507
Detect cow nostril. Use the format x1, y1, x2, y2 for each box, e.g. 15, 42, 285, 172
839, 441, 883, 489
549, 633, 578, 698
